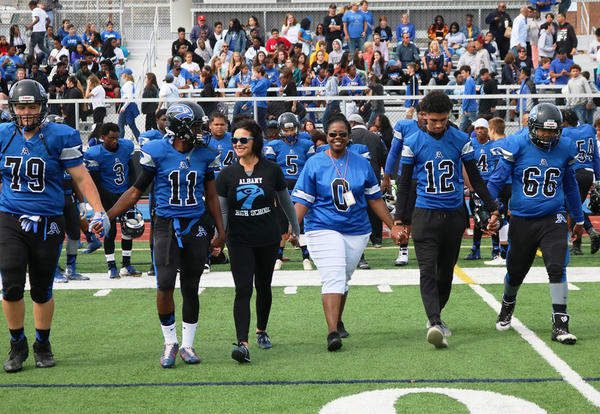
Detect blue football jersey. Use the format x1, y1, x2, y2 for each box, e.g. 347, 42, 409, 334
471, 137, 496, 181
0, 122, 83, 216
207, 132, 236, 177
489, 137, 512, 185
292, 151, 381, 235
562, 125, 600, 175
140, 138, 220, 218
264, 138, 315, 180
384, 119, 420, 176
139, 129, 166, 147
401, 127, 473, 210
84, 139, 135, 194
488, 128, 577, 217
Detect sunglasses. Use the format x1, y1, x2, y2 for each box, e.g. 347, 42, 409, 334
232, 137, 254, 144
328, 132, 348, 138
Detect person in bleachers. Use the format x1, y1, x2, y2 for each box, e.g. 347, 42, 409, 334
86, 32, 103, 58
343, 1, 367, 55
27, 0, 50, 61
98, 60, 120, 100
57, 19, 69, 40
374, 15, 392, 44
474, 36, 493, 76
534, 56, 552, 85
156, 73, 179, 113
428, 15, 449, 42
447, 23, 467, 56
209, 21, 226, 50
28, 62, 48, 91
10, 25, 26, 59
478, 68, 499, 117
61, 24, 83, 54
460, 13, 481, 43
281, 13, 301, 46
245, 16, 264, 45
61, 75, 84, 129
191, 15, 213, 47
224, 18, 247, 54
396, 33, 420, 69
245, 36, 267, 66
528, 9, 543, 68
70, 43, 87, 72
555, 12, 577, 59
457, 42, 476, 73
515, 47, 533, 71
509, 6, 530, 56
313, 23, 326, 47
485, 2, 512, 59
395, 13, 415, 43
100, 37, 124, 76
82, 23, 96, 45
194, 38, 213, 64
323, 3, 343, 53
266, 28, 291, 57
1, 46, 24, 83
171, 27, 193, 59
100, 21, 121, 45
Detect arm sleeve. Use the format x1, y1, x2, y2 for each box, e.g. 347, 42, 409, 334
276, 189, 301, 236
593, 137, 600, 180
218, 195, 229, 232
385, 138, 402, 175
132, 167, 155, 192
564, 164, 585, 223
464, 158, 498, 212
127, 158, 137, 188
393, 162, 415, 223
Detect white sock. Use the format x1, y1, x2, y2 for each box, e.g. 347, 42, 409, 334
122, 250, 132, 257
161, 323, 177, 344
106, 253, 115, 262
181, 322, 197, 348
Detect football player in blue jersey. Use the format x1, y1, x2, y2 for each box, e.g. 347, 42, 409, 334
488, 103, 584, 344
84, 123, 141, 278
293, 114, 397, 351
264, 112, 316, 271
1, 79, 108, 372
392, 91, 500, 349
381, 105, 426, 266
97, 101, 225, 368
560, 109, 600, 255
138, 108, 167, 147
465, 118, 502, 261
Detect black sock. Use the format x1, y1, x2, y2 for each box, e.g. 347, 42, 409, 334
35, 328, 50, 343
122, 255, 131, 266
553, 304, 567, 314
9, 327, 24, 342
159, 313, 175, 326
107, 260, 116, 269
301, 246, 310, 260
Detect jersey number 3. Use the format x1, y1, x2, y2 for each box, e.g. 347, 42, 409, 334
4, 156, 46, 193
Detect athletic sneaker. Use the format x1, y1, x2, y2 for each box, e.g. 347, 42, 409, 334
496, 299, 516, 331
120, 265, 142, 277
3, 337, 28, 373
484, 256, 506, 266
551, 313, 577, 345
179, 346, 201, 364
570, 243, 583, 256
33, 340, 55, 368
231, 342, 251, 363
147, 265, 155, 276
337, 321, 349, 338
80, 237, 102, 254
465, 249, 481, 260
203, 263, 210, 273
426, 325, 448, 349
372, 243, 382, 248
394, 247, 408, 266
160, 343, 179, 368
426, 320, 452, 337
589, 229, 600, 254
302, 258, 313, 271
274, 259, 283, 271
358, 257, 371, 269
107, 266, 120, 279
54, 267, 68, 284
65, 264, 89, 280
491, 249, 501, 260
327, 331, 342, 351
256, 332, 272, 349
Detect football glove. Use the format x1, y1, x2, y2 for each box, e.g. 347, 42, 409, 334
18, 215, 41, 233
89, 211, 110, 238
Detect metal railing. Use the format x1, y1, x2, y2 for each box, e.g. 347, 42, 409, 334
580, 1, 591, 36
135, 5, 159, 96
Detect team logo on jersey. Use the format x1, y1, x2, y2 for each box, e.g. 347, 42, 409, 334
115, 157, 120, 164
47, 222, 60, 235
179, 161, 187, 169
555, 213, 567, 224
236, 184, 264, 209
21, 147, 29, 155
540, 158, 548, 166
435, 151, 443, 159
196, 225, 208, 238
289, 149, 295, 154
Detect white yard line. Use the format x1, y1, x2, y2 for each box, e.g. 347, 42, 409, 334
377, 285, 393, 293
93, 289, 111, 297
283, 286, 298, 294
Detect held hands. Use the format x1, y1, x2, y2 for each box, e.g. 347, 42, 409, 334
571, 224, 584, 242
90, 211, 110, 238
484, 210, 501, 236
381, 175, 391, 191
391, 224, 410, 245
288, 232, 299, 248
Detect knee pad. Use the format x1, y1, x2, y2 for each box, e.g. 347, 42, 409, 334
30, 286, 53, 303
547, 264, 565, 284
2, 286, 24, 302
235, 285, 253, 300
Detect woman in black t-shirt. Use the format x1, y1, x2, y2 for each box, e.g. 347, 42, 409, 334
216, 119, 300, 364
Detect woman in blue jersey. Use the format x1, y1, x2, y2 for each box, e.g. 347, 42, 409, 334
99, 101, 225, 368
292, 114, 397, 351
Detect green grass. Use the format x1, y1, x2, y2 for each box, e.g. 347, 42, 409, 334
1, 283, 599, 413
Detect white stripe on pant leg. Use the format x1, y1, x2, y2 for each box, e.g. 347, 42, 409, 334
344, 233, 371, 290
499, 223, 509, 243
306, 230, 348, 294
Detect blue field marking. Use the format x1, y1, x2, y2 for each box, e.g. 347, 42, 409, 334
1, 377, 600, 389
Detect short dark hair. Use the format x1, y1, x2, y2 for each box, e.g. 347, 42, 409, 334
325, 113, 351, 135
466, 13, 473, 19
561, 109, 578, 126
479, 68, 489, 76
177, 27, 185, 33
29, 1, 38, 7
420, 90, 453, 114
271, 28, 279, 33
100, 122, 120, 136
521, 66, 531, 77
214, 21, 222, 28
67, 24, 74, 30
209, 110, 227, 123
459, 65, 471, 74
570, 63, 581, 71
309, 129, 327, 146
232, 118, 264, 157
156, 108, 167, 119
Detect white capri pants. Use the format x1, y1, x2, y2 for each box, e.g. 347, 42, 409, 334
306, 230, 370, 294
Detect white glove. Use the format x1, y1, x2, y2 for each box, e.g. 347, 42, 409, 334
78, 202, 87, 219
19, 215, 41, 233
89, 212, 110, 238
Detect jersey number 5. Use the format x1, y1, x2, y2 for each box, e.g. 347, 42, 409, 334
424, 160, 455, 194
286, 154, 298, 175
4, 156, 46, 193
522, 167, 560, 198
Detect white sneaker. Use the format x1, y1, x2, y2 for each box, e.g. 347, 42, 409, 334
302, 258, 313, 271
274, 259, 283, 271
394, 247, 408, 266
484, 256, 506, 266
426, 325, 448, 349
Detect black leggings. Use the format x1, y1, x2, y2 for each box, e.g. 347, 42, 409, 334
228, 242, 279, 342
101, 191, 132, 256
63, 194, 81, 240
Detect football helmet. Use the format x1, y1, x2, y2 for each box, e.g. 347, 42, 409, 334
589, 182, 600, 215
165, 101, 209, 147
528, 103, 562, 151
278, 112, 300, 143
8, 79, 48, 130
120, 208, 145, 240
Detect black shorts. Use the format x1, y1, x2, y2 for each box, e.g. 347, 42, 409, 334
64, 193, 80, 240
153, 215, 211, 291
0, 211, 65, 302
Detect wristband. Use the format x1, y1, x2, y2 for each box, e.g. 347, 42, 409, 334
393, 220, 403, 226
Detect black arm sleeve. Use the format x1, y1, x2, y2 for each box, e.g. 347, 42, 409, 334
133, 168, 156, 192
394, 162, 415, 223
464, 159, 498, 213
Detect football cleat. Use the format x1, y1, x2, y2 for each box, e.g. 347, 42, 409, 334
394, 247, 408, 266
302, 258, 313, 271
65, 264, 89, 280
120, 265, 142, 277
357, 257, 371, 270
54, 267, 68, 284
179, 346, 201, 364
426, 320, 452, 337
551, 313, 577, 345
160, 343, 179, 368
80, 237, 102, 254
337, 321, 349, 338
147, 265, 155, 276
273, 259, 283, 271
484, 256, 506, 266
33, 341, 55, 368
496, 299, 516, 331
203, 263, 210, 273
491, 249, 501, 260
327, 331, 342, 352
256, 332, 272, 349
107, 266, 120, 279
426, 325, 448, 349
231, 342, 251, 363
465, 249, 481, 260
3, 337, 28, 373
589, 229, 600, 255
570, 243, 583, 256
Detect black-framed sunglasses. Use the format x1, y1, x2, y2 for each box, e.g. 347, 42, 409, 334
328, 132, 349, 138
232, 137, 254, 144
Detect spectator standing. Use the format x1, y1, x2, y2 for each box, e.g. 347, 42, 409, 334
225, 19, 247, 54
510, 6, 529, 55
323, 3, 343, 53
61, 75, 83, 129
298, 18, 313, 56
428, 15, 449, 42
566, 64, 594, 124
172, 27, 193, 58
245, 16, 264, 45
248, 65, 270, 132
85, 74, 106, 135
501, 52, 519, 85
460, 13, 481, 42
209, 22, 227, 50
396, 13, 415, 42
343, 1, 367, 54
528, 9, 543, 67
556, 13, 577, 59
404, 63, 419, 112
191, 15, 213, 47
282, 13, 301, 46
537, 22, 555, 59
478, 68, 499, 117
118, 68, 140, 141
141, 72, 159, 131
322, 65, 340, 126
157, 73, 180, 113
396, 33, 420, 69
516, 67, 536, 114
100, 21, 121, 45
460, 65, 478, 131
39, 0, 59, 26
359, 1, 374, 41
27, 1, 50, 60
485, 1, 512, 59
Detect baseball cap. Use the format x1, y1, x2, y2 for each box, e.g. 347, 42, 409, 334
387, 59, 398, 67
173, 56, 182, 62
348, 114, 364, 124
164, 73, 174, 82
329, 3, 337, 8
122, 68, 133, 75
198, 15, 206, 21
473, 118, 489, 129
